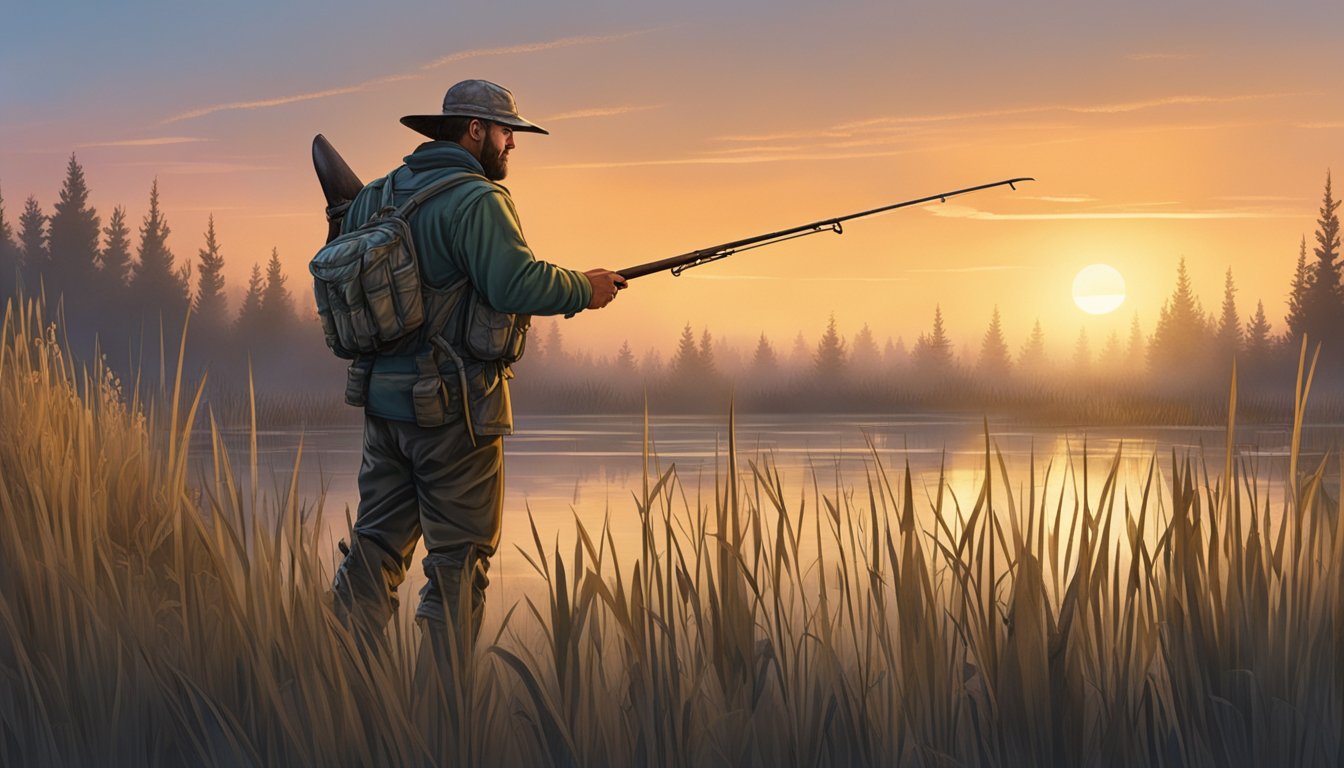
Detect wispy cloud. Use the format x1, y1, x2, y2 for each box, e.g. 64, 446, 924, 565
702, 144, 806, 155
715, 129, 862, 143
112, 161, 280, 174
421, 30, 653, 69
704, 134, 918, 156
543, 104, 660, 122
1296, 121, 1344, 129
554, 92, 1291, 172
1070, 93, 1292, 114
1216, 195, 1307, 202
836, 107, 1042, 130
164, 30, 656, 124
1091, 200, 1181, 209
77, 136, 213, 148
1126, 51, 1201, 62
906, 265, 1027, 273
834, 92, 1307, 130
1021, 195, 1094, 203
926, 204, 1298, 221
544, 141, 982, 170
164, 73, 418, 123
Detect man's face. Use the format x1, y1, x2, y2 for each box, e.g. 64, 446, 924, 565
478, 121, 515, 181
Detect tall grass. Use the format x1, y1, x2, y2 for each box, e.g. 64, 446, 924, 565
2, 295, 1342, 766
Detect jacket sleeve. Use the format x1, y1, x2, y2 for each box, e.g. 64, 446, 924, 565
452, 188, 592, 316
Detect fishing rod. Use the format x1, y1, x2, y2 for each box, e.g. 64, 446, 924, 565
313, 134, 1033, 281
615, 177, 1034, 280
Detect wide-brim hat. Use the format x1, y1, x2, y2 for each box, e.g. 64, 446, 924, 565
400, 79, 549, 138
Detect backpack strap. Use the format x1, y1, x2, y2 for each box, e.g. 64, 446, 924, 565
395, 171, 492, 218
378, 167, 402, 210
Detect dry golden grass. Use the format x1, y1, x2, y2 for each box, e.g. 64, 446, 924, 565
1, 295, 1341, 766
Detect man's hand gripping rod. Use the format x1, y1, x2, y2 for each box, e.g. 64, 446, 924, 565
616, 177, 1034, 281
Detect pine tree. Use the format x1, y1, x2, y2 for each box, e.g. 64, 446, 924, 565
546, 322, 564, 364
1214, 267, 1241, 359
850, 323, 879, 372
260, 247, 293, 326
1148, 257, 1209, 374
814, 313, 847, 373
642, 348, 664, 378
698, 328, 716, 375
0, 183, 16, 298
18, 196, 47, 291
236, 262, 265, 335
1018, 319, 1047, 374
615, 340, 636, 371
193, 215, 229, 339
978, 306, 1011, 377
1126, 313, 1145, 372
129, 179, 188, 320
912, 305, 953, 370
1073, 328, 1091, 375
1305, 170, 1344, 350
526, 320, 548, 363
886, 336, 908, 369
1098, 330, 1123, 373
671, 323, 700, 378
752, 332, 777, 371
94, 205, 135, 341
46, 153, 101, 308
1285, 235, 1309, 342
100, 206, 133, 286
789, 331, 809, 370
1244, 300, 1272, 365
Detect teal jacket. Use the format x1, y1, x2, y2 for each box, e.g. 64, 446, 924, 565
343, 141, 592, 426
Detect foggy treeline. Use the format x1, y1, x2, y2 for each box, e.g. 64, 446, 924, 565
0, 154, 346, 421
2, 157, 1343, 423
513, 171, 1344, 419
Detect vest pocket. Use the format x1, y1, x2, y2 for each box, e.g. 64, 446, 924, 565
412, 349, 454, 428
345, 359, 373, 407
466, 363, 513, 435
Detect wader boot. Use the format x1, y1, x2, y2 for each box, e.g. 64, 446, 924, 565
413, 545, 491, 724
331, 533, 413, 659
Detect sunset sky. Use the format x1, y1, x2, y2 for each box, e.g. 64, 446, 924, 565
3, 1, 1342, 361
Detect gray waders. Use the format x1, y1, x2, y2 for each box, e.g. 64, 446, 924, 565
330, 411, 503, 685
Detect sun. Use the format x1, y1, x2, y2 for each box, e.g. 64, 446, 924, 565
1072, 264, 1126, 315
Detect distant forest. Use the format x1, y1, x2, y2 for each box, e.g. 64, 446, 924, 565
2, 156, 1343, 424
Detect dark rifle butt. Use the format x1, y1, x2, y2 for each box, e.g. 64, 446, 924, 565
312, 134, 366, 244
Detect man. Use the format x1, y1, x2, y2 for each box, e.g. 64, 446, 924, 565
330, 79, 627, 663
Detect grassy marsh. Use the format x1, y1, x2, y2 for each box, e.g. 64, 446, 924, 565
1, 296, 1342, 766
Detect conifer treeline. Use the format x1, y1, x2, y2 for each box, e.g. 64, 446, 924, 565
0, 154, 341, 394
2, 158, 1341, 418
520, 170, 1344, 405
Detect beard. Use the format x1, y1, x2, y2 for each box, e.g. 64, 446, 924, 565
479, 133, 509, 181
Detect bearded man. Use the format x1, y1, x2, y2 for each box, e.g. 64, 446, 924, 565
329, 79, 627, 666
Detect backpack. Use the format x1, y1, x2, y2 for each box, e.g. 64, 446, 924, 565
310, 169, 484, 359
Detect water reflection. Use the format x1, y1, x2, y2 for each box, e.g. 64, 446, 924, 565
190, 413, 1341, 606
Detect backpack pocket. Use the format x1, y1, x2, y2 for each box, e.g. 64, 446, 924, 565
310, 215, 426, 356
461, 292, 529, 364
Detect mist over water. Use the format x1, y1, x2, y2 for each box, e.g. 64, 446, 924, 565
192, 412, 1343, 607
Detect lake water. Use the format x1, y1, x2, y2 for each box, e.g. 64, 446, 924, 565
191, 413, 1343, 609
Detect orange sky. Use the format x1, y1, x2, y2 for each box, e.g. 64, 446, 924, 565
3, 4, 1341, 361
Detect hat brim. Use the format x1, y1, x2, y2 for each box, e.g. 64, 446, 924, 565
400, 112, 549, 138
